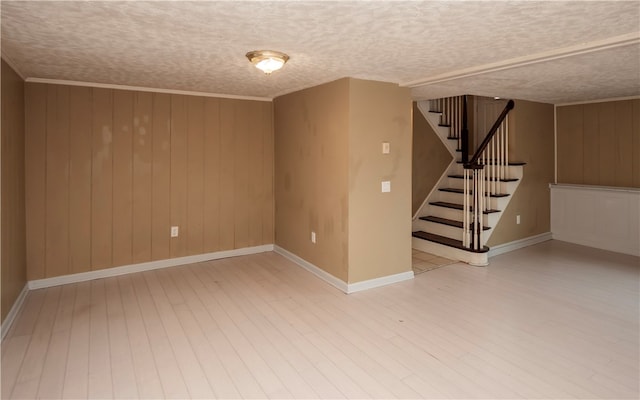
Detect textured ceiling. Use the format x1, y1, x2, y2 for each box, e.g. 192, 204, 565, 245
2, 1, 639, 104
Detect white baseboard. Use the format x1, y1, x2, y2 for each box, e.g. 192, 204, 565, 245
346, 271, 414, 293
488, 232, 553, 258
28, 244, 274, 290
1, 283, 29, 340
273, 246, 349, 293
273, 245, 414, 294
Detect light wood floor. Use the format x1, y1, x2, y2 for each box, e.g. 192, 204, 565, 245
2, 240, 639, 399
411, 251, 455, 275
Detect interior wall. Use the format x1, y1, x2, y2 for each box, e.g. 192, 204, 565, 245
556, 99, 639, 188
273, 79, 350, 281
487, 100, 554, 246
25, 83, 274, 280
348, 79, 412, 283
412, 102, 451, 215
1, 60, 27, 322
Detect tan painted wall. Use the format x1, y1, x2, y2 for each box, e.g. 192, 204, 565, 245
273, 79, 350, 281
274, 78, 412, 284
1, 60, 27, 322
557, 99, 640, 188
412, 102, 452, 215
487, 100, 554, 246
348, 79, 412, 283
25, 83, 274, 280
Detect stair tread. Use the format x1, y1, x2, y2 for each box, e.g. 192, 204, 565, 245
420, 215, 490, 230
457, 161, 526, 166
428, 110, 443, 114
430, 201, 500, 214
439, 188, 510, 198
439, 123, 451, 127
447, 136, 458, 140
448, 174, 519, 182
412, 231, 489, 253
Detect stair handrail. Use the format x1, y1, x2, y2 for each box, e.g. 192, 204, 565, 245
464, 99, 515, 168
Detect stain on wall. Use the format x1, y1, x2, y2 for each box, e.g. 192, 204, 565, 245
274, 78, 413, 284
274, 79, 350, 281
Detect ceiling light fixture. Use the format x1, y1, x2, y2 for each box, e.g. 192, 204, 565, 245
246, 50, 289, 74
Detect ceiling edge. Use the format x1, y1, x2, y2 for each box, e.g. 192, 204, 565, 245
24, 77, 274, 102
401, 32, 640, 88
1, 50, 27, 80
555, 95, 640, 107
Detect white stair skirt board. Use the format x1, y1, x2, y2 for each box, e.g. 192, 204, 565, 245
487, 232, 553, 258
274, 246, 414, 294
28, 244, 274, 290
1, 283, 29, 340
412, 237, 488, 266
412, 159, 457, 221
417, 101, 459, 157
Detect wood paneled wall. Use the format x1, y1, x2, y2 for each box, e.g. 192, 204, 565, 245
1, 60, 27, 322
557, 99, 640, 188
25, 83, 273, 280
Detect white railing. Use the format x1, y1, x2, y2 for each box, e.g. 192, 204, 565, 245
429, 96, 465, 150
463, 115, 510, 250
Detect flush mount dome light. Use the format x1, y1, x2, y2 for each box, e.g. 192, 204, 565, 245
246, 50, 289, 74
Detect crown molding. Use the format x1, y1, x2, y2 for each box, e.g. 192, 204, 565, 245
1, 51, 26, 80
401, 32, 640, 88
24, 77, 273, 102
555, 95, 640, 107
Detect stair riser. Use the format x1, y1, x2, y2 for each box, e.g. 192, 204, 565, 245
412, 237, 488, 266
450, 163, 524, 179
425, 205, 499, 227
413, 219, 464, 242
446, 178, 520, 194
436, 191, 508, 210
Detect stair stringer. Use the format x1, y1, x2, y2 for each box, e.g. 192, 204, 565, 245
412, 158, 456, 220
416, 101, 458, 157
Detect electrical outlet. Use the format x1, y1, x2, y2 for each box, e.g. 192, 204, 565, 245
382, 142, 390, 154
311, 231, 316, 243
171, 226, 179, 237
381, 181, 391, 193
516, 215, 521, 225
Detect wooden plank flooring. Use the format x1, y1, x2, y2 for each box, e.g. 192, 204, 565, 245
2, 240, 639, 399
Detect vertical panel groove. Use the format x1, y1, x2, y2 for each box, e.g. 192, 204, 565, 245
66, 86, 71, 276
558, 99, 638, 188
111, 89, 115, 266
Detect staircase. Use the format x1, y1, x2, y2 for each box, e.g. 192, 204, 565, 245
412, 96, 524, 266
